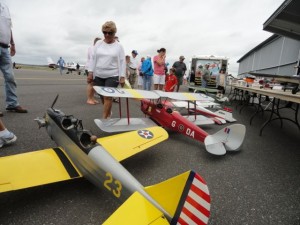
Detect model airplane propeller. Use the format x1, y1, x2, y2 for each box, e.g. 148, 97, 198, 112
0, 96, 211, 224
94, 87, 246, 156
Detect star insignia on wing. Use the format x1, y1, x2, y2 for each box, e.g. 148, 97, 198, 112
137, 130, 154, 139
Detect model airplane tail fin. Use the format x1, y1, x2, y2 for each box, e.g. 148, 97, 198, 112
145, 170, 211, 225
204, 124, 246, 155
47, 57, 54, 65
105, 171, 211, 224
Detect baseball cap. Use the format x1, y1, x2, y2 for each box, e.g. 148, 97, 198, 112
179, 56, 185, 60
132, 50, 138, 55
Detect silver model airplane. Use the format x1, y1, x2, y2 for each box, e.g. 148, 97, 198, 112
0, 96, 211, 224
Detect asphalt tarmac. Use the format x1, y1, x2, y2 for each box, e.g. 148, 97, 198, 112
0, 69, 299, 225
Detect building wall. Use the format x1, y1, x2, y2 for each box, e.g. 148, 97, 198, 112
238, 36, 300, 76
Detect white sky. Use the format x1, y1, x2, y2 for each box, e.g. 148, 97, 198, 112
3, 0, 284, 75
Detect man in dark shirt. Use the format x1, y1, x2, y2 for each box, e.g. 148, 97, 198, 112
172, 56, 187, 92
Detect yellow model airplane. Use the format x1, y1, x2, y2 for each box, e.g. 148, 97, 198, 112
0, 96, 211, 224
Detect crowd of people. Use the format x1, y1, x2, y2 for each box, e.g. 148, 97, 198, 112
123, 50, 188, 92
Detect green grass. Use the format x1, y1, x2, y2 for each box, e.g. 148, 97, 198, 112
14, 64, 55, 71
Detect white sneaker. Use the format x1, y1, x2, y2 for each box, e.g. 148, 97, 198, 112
0, 132, 17, 148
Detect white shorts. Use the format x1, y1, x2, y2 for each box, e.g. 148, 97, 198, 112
153, 74, 166, 85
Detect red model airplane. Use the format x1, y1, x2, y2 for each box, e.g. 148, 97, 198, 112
94, 87, 246, 156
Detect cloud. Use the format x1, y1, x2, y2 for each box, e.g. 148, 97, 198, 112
4, 0, 285, 75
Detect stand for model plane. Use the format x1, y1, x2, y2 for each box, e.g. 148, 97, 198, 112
94, 87, 246, 155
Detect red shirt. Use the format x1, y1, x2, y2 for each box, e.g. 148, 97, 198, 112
165, 74, 178, 92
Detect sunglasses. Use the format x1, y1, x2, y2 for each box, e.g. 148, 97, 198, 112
102, 31, 114, 36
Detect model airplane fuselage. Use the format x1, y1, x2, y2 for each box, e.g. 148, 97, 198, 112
141, 99, 208, 142
141, 99, 245, 155
39, 107, 212, 224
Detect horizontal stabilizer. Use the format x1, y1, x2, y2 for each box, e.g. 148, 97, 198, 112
204, 124, 246, 155
213, 110, 237, 122
204, 141, 226, 155
103, 192, 169, 225
145, 170, 211, 225
0, 148, 81, 193
95, 118, 157, 133
97, 126, 168, 161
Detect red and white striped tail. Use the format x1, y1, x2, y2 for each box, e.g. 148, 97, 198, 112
171, 171, 211, 225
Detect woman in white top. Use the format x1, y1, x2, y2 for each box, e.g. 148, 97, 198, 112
88, 21, 126, 119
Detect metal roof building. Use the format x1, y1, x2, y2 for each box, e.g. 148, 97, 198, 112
237, 0, 300, 77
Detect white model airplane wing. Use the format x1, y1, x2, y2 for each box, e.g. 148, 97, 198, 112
172, 100, 220, 108
209, 109, 236, 122
184, 115, 215, 125
95, 118, 158, 133
172, 101, 236, 123
154, 90, 215, 102
94, 86, 160, 99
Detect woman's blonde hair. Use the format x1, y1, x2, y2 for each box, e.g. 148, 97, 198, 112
102, 21, 117, 33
